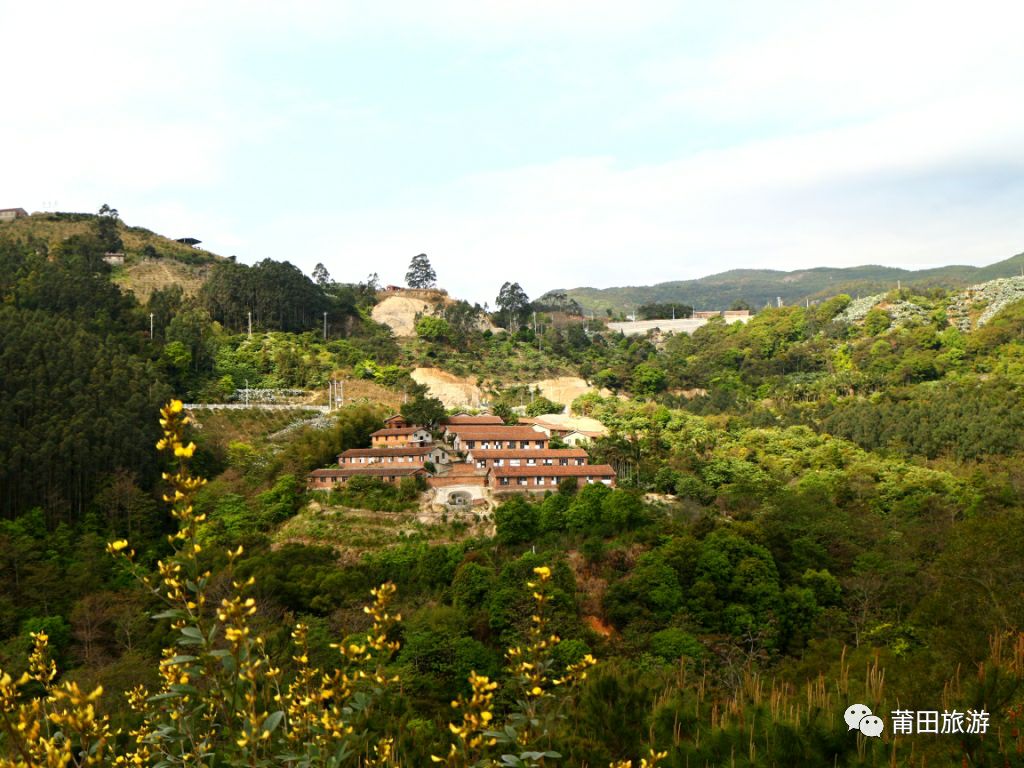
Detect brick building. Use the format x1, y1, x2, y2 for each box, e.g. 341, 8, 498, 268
370, 426, 432, 448
0, 208, 28, 222
306, 466, 428, 490
489, 464, 616, 490
467, 448, 588, 470
338, 445, 449, 466
447, 425, 548, 452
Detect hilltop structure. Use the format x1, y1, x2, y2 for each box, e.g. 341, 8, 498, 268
0, 208, 28, 221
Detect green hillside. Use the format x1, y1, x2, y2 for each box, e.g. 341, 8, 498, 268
0, 210, 222, 301
548, 250, 1024, 314
9, 227, 1024, 764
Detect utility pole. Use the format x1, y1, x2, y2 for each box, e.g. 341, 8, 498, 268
247, 311, 252, 339
323, 311, 327, 340
149, 313, 154, 339
244, 379, 249, 406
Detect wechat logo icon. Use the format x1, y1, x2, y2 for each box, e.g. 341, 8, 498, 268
845, 704, 884, 737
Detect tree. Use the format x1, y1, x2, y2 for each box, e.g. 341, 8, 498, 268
406, 254, 437, 289
96, 204, 123, 253
401, 393, 446, 428
491, 402, 518, 425
525, 396, 563, 417
312, 263, 331, 288
494, 496, 538, 545
415, 315, 451, 343
637, 303, 693, 320
496, 282, 530, 331
631, 363, 667, 397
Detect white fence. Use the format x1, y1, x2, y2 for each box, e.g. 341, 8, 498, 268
183, 403, 330, 413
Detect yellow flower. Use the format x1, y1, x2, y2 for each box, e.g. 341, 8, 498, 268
173, 442, 197, 458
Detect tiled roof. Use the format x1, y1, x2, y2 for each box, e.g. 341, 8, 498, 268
490, 464, 615, 478
339, 446, 437, 458
448, 426, 547, 440
468, 448, 587, 459
309, 466, 427, 478
442, 415, 505, 425
370, 426, 428, 437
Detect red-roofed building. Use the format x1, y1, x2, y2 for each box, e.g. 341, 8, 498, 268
467, 448, 588, 470
306, 465, 429, 490
447, 425, 548, 452
383, 414, 410, 429
0, 208, 28, 222
370, 426, 432, 448
339, 445, 449, 466
489, 464, 616, 491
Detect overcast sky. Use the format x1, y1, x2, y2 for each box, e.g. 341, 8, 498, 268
2, 0, 1023, 305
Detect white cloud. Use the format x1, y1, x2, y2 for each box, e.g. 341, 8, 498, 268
298, 93, 1024, 303
2, 0, 1023, 308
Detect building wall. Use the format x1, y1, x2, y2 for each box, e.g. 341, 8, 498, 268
456, 437, 548, 452
308, 471, 424, 488
340, 454, 426, 465
370, 430, 430, 448
474, 456, 586, 469
562, 433, 594, 447
492, 475, 615, 491
427, 474, 487, 488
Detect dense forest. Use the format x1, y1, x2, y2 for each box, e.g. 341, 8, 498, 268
3, 228, 1024, 765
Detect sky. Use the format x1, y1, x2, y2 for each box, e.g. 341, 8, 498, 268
2, 0, 1023, 306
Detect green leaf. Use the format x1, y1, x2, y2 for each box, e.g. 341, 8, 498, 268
151, 609, 186, 621
261, 710, 285, 734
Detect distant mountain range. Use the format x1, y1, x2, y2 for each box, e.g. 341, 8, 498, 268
543, 251, 1024, 315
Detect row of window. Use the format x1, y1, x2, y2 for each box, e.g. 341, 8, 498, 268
344, 455, 425, 464
464, 440, 545, 449
497, 476, 610, 486
476, 458, 584, 468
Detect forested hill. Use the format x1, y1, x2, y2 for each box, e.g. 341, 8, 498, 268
10, 224, 1024, 763
548, 249, 1024, 314
0, 209, 223, 302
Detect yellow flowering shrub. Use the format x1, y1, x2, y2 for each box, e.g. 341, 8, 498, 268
430, 565, 598, 768
0, 401, 666, 768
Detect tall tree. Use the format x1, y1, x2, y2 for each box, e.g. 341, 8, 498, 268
406, 254, 437, 289
496, 282, 530, 332
96, 204, 123, 253
312, 263, 331, 287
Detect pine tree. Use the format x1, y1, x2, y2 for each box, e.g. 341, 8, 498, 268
406, 253, 437, 289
